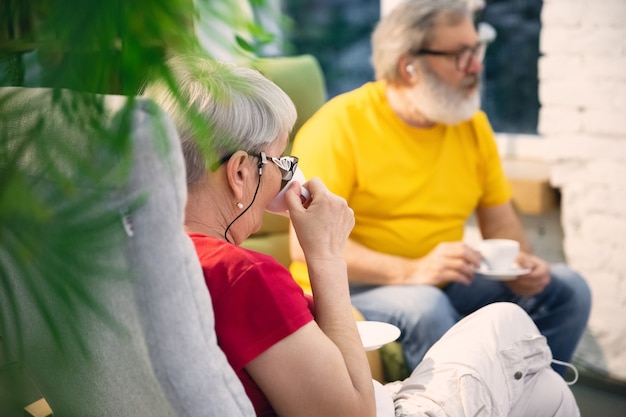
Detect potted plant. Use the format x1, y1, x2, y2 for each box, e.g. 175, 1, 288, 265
0, 1, 277, 414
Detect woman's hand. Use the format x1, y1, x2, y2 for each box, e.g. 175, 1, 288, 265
285, 178, 355, 262
280, 178, 376, 417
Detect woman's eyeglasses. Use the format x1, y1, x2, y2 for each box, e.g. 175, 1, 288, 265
211, 151, 299, 190
259, 151, 299, 189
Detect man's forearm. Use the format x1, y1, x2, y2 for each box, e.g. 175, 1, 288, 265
476, 202, 533, 253
291, 225, 410, 285
343, 239, 410, 285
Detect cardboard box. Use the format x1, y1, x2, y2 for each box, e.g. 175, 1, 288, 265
503, 159, 557, 214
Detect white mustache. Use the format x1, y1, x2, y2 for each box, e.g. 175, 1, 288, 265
461, 75, 480, 89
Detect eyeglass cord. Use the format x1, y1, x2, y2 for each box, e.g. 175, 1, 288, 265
224, 162, 263, 243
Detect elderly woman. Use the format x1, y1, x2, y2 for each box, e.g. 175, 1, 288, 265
144, 55, 580, 417
144, 55, 376, 417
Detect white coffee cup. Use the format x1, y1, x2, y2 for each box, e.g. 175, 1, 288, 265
265, 166, 311, 216
478, 239, 520, 271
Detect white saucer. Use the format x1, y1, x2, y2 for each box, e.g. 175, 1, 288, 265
356, 321, 401, 351
476, 264, 531, 281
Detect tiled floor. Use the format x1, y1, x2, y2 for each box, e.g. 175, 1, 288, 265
466, 208, 626, 415
571, 380, 626, 417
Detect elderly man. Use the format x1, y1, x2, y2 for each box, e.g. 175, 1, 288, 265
289, 0, 591, 376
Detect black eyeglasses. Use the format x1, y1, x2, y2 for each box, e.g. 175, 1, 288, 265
410, 42, 486, 72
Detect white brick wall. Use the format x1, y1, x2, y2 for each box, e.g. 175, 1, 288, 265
541, 0, 626, 380
542, 0, 626, 28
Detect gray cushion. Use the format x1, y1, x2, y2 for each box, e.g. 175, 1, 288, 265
0, 87, 254, 417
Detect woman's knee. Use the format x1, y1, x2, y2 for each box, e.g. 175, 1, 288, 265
466, 302, 539, 335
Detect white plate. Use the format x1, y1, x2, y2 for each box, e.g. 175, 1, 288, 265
476, 264, 531, 281
356, 321, 401, 351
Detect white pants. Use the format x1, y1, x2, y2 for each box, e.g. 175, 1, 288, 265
379, 302, 579, 417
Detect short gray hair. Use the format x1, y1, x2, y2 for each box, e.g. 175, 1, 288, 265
144, 54, 297, 184
372, 0, 471, 83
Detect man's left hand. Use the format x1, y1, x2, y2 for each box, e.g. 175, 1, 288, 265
506, 252, 550, 296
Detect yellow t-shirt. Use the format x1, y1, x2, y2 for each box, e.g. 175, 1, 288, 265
290, 81, 511, 293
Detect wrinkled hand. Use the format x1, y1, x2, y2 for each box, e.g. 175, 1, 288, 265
284, 178, 354, 261
405, 242, 482, 286
506, 252, 550, 296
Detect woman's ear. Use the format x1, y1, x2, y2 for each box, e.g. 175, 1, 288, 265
224, 151, 253, 200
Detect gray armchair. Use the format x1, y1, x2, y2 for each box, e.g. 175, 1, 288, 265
0, 87, 254, 417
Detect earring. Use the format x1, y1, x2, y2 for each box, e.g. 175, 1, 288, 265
406, 64, 416, 75
236, 202, 244, 209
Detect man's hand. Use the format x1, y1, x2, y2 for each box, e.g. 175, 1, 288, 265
404, 242, 482, 286
506, 252, 550, 296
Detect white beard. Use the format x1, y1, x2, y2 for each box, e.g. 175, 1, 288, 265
408, 63, 481, 126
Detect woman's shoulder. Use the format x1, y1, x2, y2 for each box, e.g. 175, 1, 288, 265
189, 233, 285, 272
188, 233, 297, 292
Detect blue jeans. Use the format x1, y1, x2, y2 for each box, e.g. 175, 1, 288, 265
350, 263, 591, 375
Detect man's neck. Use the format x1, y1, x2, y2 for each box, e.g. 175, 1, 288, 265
385, 83, 436, 129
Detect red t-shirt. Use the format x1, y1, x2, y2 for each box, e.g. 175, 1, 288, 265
189, 233, 315, 416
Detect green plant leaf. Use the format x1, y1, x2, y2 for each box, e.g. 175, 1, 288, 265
0, 0, 273, 376
235, 34, 255, 53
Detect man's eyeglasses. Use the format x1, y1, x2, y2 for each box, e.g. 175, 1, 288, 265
410, 42, 487, 72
